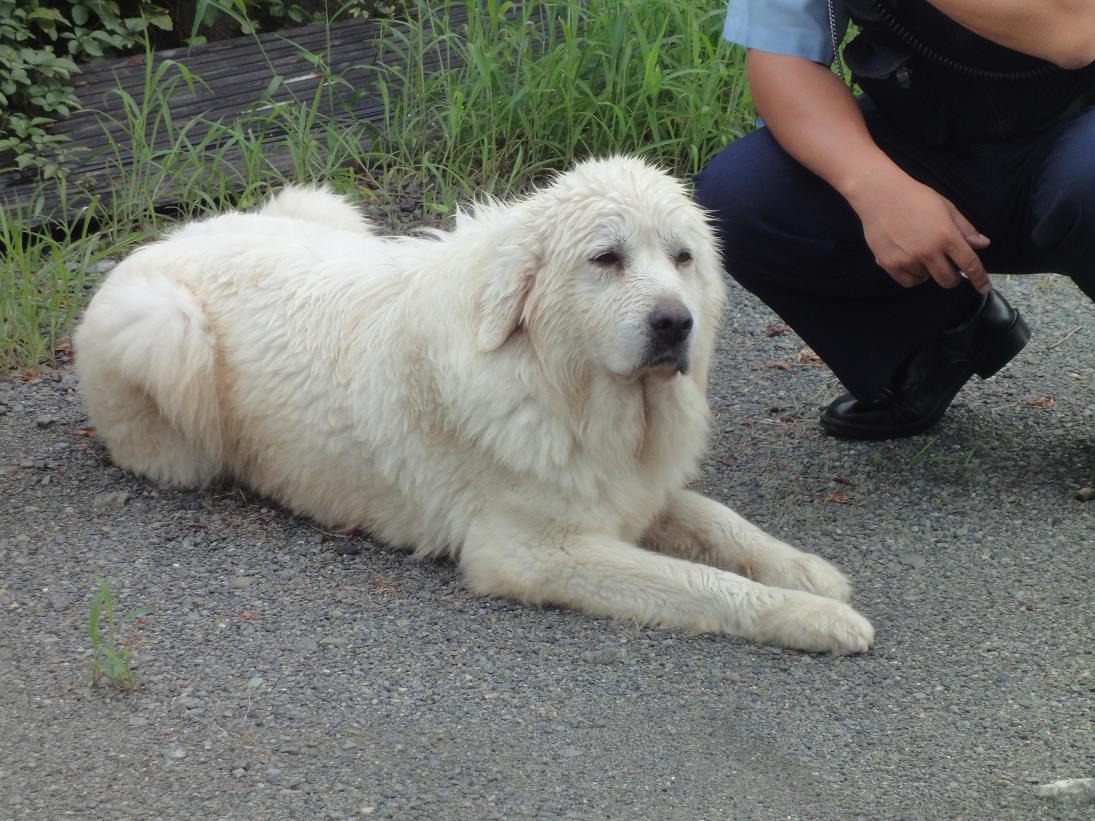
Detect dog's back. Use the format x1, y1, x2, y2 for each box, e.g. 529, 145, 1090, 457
75, 188, 394, 492
75, 188, 490, 553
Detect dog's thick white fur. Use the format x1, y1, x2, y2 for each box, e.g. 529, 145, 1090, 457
75, 157, 874, 654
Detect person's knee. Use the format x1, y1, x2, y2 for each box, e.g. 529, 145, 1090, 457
695, 129, 866, 291
1030, 178, 1095, 298
1031, 175, 1095, 264
693, 141, 755, 227
694, 131, 792, 267
1029, 111, 1095, 286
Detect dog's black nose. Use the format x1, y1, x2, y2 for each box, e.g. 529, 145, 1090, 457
649, 300, 693, 347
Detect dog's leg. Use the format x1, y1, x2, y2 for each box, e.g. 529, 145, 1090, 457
640, 489, 854, 602
461, 517, 873, 655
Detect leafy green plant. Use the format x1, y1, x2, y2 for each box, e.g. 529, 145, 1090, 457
87, 576, 154, 691
0, 2, 81, 178
185, 0, 394, 45
0, 0, 174, 177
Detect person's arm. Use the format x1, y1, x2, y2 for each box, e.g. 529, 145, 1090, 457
747, 49, 992, 293
926, 0, 1095, 68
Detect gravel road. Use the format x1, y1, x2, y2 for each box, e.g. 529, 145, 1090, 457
1, 269, 1091, 820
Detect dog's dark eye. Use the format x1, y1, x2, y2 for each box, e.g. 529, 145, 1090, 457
591, 250, 622, 267
675, 250, 693, 266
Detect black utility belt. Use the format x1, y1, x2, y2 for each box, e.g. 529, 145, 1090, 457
845, 38, 1095, 144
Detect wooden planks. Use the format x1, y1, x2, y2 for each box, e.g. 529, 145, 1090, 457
0, 9, 468, 220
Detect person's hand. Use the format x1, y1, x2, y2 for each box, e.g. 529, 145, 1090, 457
745, 49, 994, 295
847, 165, 993, 294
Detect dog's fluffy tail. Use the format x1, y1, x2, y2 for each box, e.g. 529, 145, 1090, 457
74, 268, 225, 487
258, 185, 375, 235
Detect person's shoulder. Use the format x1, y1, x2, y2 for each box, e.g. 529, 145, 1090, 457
723, 0, 849, 64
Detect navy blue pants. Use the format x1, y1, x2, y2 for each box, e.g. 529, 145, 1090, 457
694, 102, 1095, 401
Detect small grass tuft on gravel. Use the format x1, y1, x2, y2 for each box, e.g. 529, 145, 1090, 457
87, 576, 155, 692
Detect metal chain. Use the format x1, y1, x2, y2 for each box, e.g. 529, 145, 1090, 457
827, 0, 848, 82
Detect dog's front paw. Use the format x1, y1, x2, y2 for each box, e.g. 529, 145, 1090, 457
753, 592, 874, 655
753, 550, 853, 603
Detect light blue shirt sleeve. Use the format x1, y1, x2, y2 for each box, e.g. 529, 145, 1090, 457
723, 0, 849, 65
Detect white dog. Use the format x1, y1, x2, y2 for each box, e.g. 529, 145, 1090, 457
75, 157, 874, 654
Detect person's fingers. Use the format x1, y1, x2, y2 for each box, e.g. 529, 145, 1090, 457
946, 201, 991, 249
926, 252, 963, 289
887, 263, 930, 289
956, 260, 993, 294
945, 238, 993, 294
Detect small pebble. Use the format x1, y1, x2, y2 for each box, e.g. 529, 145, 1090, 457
87, 260, 117, 276
1035, 777, 1095, 805
581, 647, 627, 665
897, 551, 927, 570
91, 491, 129, 514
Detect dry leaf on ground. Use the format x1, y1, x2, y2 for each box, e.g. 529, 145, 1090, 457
797, 347, 825, 366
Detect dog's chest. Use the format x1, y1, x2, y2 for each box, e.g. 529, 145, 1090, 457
589, 410, 706, 541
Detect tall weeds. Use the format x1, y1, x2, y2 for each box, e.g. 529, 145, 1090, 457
365, 0, 750, 204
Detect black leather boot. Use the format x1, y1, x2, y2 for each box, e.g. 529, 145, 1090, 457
820, 291, 1031, 440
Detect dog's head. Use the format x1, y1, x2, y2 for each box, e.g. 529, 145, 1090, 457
477, 156, 726, 384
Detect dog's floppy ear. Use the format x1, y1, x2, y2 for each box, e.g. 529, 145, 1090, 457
476, 236, 540, 353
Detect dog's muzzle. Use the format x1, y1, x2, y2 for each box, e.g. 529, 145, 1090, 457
643, 299, 693, 375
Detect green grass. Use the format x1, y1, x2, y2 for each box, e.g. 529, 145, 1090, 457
0, 0, 752, 373
88, 576, 155, 691
0, 193, 140, 373
365, 0, 751, 206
